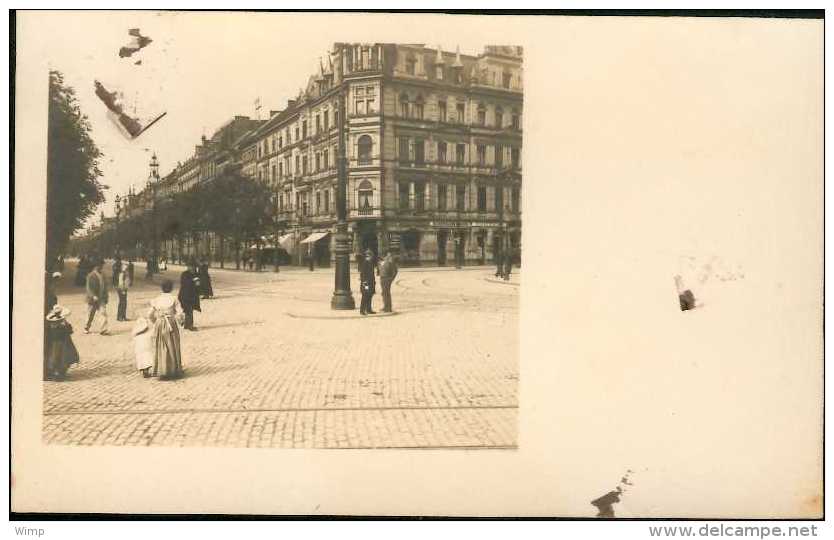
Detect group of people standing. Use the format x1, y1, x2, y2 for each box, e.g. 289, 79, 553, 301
43, 254, 214, 382
358, 249, 399, 315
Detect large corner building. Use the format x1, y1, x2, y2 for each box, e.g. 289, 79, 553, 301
156, 43, 523, 267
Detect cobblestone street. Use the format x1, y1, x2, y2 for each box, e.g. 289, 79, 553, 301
43, 262, 519, 449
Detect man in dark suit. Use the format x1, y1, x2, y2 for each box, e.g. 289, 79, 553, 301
378, 251, 398, 313
178, 260, 201, 331
358, 249, 377, 315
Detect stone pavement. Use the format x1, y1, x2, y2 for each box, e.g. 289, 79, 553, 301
43, 262, 519, 449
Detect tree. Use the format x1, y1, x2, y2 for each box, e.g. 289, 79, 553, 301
46, 71, 107, 269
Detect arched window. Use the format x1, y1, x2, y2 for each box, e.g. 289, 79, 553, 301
358, 135, 373, 165
414, 95, 425, 120
358, 179, 374, 215
400, 93, 410, 117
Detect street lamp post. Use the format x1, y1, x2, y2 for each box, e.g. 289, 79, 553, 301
330, 84, 355, 310
114, 194, 121, 258
148, 153, 160, 278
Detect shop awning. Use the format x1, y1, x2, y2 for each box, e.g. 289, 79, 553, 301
300, 231, 330, 244
278, 233, 295, 250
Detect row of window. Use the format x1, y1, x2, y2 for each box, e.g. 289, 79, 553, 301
257, 108, 338, 159
398, 182, 520, 213
399, 94, 521, 129
398, 137, 520, 168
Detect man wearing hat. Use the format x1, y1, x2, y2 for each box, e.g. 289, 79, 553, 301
84, 260, 109, 335
178, 259, 201, 331
358, 248, 377, 315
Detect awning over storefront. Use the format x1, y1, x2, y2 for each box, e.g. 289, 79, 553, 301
300, 231, 330, 244
278, 233, 295, 250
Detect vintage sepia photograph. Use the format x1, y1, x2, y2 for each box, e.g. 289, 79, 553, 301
40, 23, 522, 449
12, 9, 824, 521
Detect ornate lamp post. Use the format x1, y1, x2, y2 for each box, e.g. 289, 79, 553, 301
330, 86, 355, 310
114, 194, 121, 258
148, 153, 160, 276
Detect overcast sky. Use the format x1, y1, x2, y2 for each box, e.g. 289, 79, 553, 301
30, 11, 494, 228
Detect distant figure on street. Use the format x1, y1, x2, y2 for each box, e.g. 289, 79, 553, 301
44, 305, 79, 381
112, 257, 122, 287
116, 264, 132, 321
503, 249, 513, 281
84, 260, 109, 335
147, 279, 184, 380
242, 253, 250, 271
359, 248, 377, 315
159, 255, 168, 271
379, 251, 399, 313
74, 254, 89, 286
178, 259, 201, 331
127, 259, 135, 284
198, 259, 214, 299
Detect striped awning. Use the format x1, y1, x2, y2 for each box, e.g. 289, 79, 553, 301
300, 231, 330, 244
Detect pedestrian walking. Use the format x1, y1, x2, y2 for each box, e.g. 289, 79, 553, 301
359, 248, 377, 315
503, 249, 513, 281
84, 260, 109, 335
198, 259, 214, 299
116, 264, 131, 321
379, 251, 399, 313
44, 304, 80, 380
147, 279, 184, 380
178, 259, 201, 331
74, 254, 88, 286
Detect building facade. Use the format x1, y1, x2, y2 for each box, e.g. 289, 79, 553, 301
248, 43, 523, 266
121, 43, 522, 267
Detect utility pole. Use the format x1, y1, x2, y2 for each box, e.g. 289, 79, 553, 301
330, 74, 355, 310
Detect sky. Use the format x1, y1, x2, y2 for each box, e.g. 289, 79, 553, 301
30, 11, 493, 228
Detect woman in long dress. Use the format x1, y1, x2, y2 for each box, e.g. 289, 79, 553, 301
147, 279, 184, 380
44, 304, 79, 380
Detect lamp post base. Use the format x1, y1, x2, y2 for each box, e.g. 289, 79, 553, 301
330, 226, 355, 310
